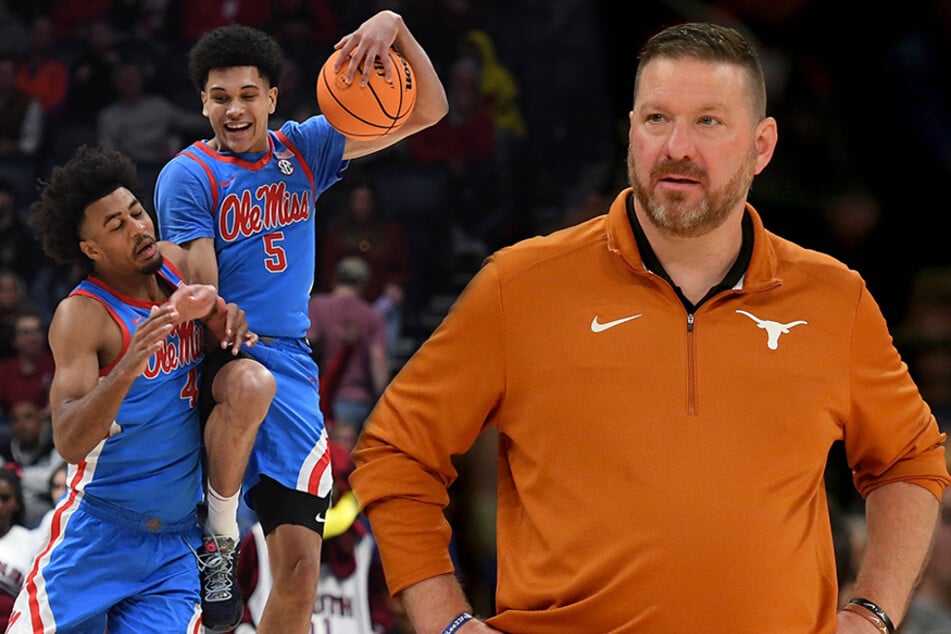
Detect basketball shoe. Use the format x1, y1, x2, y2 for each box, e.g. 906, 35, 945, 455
197, 534, 242, 632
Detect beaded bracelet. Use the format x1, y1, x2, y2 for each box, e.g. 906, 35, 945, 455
842, 597, 896, 634
441, 612, 474, 634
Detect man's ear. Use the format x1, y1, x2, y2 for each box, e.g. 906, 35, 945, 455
79, 239, 100, 261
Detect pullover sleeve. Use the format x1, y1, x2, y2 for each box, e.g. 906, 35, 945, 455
846, 284, 950, 499
351, 260, 506, 595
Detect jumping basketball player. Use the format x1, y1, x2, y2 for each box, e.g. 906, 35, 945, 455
154, 10, 446, 633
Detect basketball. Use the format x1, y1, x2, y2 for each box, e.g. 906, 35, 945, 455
316, 48, 417, 140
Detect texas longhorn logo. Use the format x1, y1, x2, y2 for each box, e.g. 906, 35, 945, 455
735, 310, 807, 350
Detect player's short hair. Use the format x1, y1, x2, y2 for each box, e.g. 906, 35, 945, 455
188, 24, 284, 92
635, 22, 767, 120
29, 145, 140, 268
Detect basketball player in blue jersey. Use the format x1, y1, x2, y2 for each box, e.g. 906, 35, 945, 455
5, 146, 273, 633
154, 10, 447, 633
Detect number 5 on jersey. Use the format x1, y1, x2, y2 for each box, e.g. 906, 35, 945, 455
264, 232, 287, 272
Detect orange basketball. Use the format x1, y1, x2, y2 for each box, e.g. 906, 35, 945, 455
316, 48, 416, 140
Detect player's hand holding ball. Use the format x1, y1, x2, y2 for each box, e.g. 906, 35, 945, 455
316, 47, 416, 139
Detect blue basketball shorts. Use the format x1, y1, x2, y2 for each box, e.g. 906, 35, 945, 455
8, 496, 203, 633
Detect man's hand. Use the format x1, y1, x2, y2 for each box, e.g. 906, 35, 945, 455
168, 284, 217, 323
205, 297, 259, 355
117, 304, 176, 377
169, 285, 258, 354
334, 10, 402, 87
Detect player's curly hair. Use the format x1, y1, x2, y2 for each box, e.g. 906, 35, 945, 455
188, 24, 284, 92
29, 145, 140, 268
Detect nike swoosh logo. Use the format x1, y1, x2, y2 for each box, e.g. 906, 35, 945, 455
590, 314, 642, 333
315, 512, 326, 523
132, 316, 144, 324
221, 175, 236, 187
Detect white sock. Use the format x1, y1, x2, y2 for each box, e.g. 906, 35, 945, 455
205, 484, 240, 543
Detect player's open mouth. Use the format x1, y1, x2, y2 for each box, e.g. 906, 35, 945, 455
136, 240, 156, 259
225, 123, 252, 132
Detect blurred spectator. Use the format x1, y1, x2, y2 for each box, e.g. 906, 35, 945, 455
406, 55, 497, 248
0, 311, 54, 419
231, 440, 398, 633
0, 400, 61, 528
271, 0, 340, 77
809, 185, 910, 325
15, 16, 69, 120
329, 418, 360, 454
179, 0, 273, 43
457, 28, 527, 246
48, 460, 66, 506
269, 56, 318, 129
64, 18, 122, 126
0, 55, 42, 199
884, 0, 951, 179
47, 0, 113, 40
447, 426, 499, 620
829, 498, 858, 604
0, 1, 29, 58
30, 459, 67, 554
511, 0, 615, 234
112, 0, 180, 100
0, 467, 32, 630
320, 181, 412, 348
27, 260, 83, 327
896, 266, 951, 429
0, 270, 36, 360
0, 180, 46, 288
379, 0, 485, 72
308, 256, 389, 429
458, 28, 525, 157
97, 61, 208, 210
875, 0, 951, 279
109, 0, 177, 39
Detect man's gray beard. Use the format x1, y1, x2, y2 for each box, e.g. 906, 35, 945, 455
628, 152, 754, 238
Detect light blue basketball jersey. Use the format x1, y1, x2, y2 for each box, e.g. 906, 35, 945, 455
154, 117, 345, 501
7, 261, 207, 633
69, 260, 204, 522
155, 117, 348, 339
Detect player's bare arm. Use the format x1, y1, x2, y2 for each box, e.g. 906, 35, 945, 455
49, 295, 178, 464
176, 236, 220, 288
339, 11, 447, 160
162, 240, 258, 353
